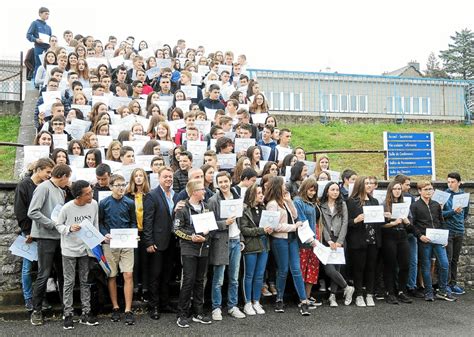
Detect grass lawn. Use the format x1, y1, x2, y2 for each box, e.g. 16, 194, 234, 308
0, 116, 472, 182
284, 121, 474, 181
0, 116, 20, 181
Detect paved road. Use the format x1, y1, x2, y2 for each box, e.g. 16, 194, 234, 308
1, 293, 473, 336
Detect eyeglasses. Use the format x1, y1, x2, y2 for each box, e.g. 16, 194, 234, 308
113, 184, 127, 188
422, 187, 434, 191
52, 122, 64, 126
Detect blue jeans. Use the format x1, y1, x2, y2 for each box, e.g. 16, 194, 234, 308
406, 234, 418, 289
271, 236, 307, 302
33, 46, 47, 86
212, 239, 241, 310
22, 258, 33, 301
419, 242, 449, 295
243, 237, 269, 302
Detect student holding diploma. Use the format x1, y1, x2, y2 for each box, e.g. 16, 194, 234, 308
410, 180, 456, 302
240, 184, 273, 315
99, 174, 137, 325
14, 158, 55, 312
208, 172, 246, 320
381, 181, 413, 305
265, 177, 310, 316
55, 180, 99, 330
319, 182, 354, 307
442, 172, 469, 295
346, 176, 383, 307
173, 180, 212, 328
28, 164, 72, 326
293, 178, 320, 308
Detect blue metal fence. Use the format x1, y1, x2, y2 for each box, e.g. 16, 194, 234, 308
247, 68, 473, 123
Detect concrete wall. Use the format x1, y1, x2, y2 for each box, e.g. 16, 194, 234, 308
0, 181, 473, 295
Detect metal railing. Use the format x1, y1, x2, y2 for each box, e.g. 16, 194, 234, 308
248, 68, 473, 123
0, 52, 23, 101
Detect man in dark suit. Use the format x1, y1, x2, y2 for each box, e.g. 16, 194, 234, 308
143, 166, 180, 319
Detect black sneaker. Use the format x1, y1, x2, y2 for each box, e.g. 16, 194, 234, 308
397, 292, 413, 304
375, 292, 385, 300
25, 298, 33, 312
30, 310, 43, 326
385, 294, 399, 305
192, 314, 212, 324
435, 292, 457, 302
148, 306, 160, 320
80, 313, 99, 326
425, 293, 435, 302
111, 308, 121, 322
42, 298, 52, 311
177, 316, 190, 328
124, 311, 135, 325
299, 302, 311, 316
408, 288, 425, 298
63, 315, 74, 330
274, 301, 285, 313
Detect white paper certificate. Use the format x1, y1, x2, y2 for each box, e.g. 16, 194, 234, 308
452, 193, 470, 209
391, 202, 410, 219
251, 113, 268, 125
297, 220, 314, 244
431, 189, 451, 205
220, 199, 244, 218
313, 241, 346, 265
110, 228, 138, 248
259, 210, 280, 228
372, 190, 387, 205
363, 205, 385, 223
76, 219, 105, 249
217, 153, 236, 169
426, 228, 449, 245
191, 212, 218, 233
234, 138, 255, 154
9, 236, 38, 261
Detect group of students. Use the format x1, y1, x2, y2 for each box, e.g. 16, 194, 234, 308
18, 6, 469, 331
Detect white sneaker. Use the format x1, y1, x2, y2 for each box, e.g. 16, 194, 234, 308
252, 302, 265, 314
228, 306, 246, 319
343, 286, 355, 306
212, 308, 222, 321
355, 296, 366, 307
329, 294, 338, 307
243, 302, 256, 316
366, 294, 375, 307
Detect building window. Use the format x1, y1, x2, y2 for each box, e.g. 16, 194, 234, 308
359, 96, 367, 113
341, 95, 348, 112
413, 97, 419, 113
321, 94, 330, 112
268, 92, 303, 111
387, 96, 430, 115
350, 95, 358, 112
331, 94, 339, 112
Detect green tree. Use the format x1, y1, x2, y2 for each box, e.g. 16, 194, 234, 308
424, 52, 449, 78
439, 29, 474, 80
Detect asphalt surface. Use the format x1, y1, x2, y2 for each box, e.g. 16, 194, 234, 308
1, 292, 473, 336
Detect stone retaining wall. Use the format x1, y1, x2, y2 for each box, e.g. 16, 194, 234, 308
0, 181, 473, 293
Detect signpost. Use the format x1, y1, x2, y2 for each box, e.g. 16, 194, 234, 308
383, 132, 435, 180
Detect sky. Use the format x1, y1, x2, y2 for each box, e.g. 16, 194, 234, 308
3, 0, 473, 75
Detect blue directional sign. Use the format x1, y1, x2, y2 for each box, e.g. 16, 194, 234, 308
384, 132, 435, 180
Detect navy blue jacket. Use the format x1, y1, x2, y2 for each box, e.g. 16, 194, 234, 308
143, 185, 179, 251
26, 19, 51, 49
